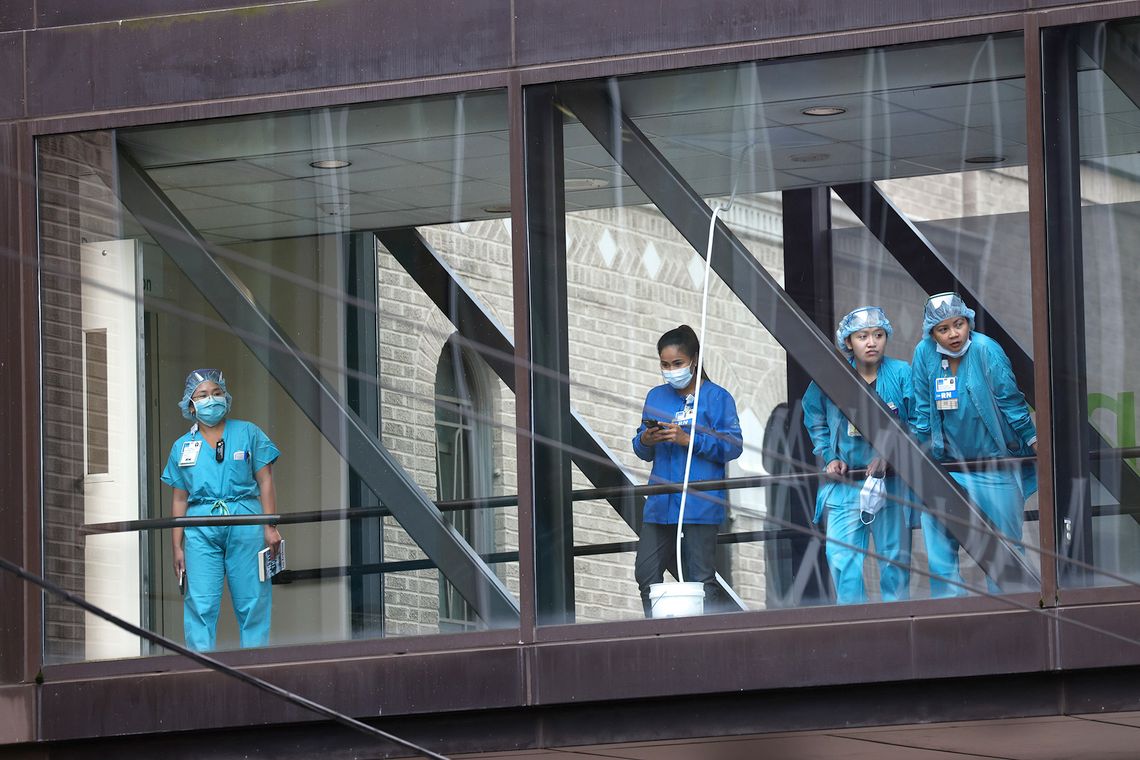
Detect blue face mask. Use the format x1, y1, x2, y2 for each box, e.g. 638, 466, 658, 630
662, 365, 693, 390
193, 395, 230, 427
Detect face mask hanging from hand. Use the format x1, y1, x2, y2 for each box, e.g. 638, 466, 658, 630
859, 475, 886, 525
194, 396, 230, 427
661, 365, 693, 390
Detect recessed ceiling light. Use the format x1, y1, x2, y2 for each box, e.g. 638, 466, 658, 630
789, 152, 830, 163
310, 159, 351, 170
964, 155, 1006, 164
564, 178, 610, 191
801, 105, 847, 117
482, 204, 512, 214
317, 202, 348, 216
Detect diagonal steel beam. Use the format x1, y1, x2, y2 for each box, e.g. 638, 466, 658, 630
832, 181, 1140, 517
116, 147, 519, 624
1084, 21, 1140, 114
375, 228, 747, 609
559, 81, 1040, 591
374, 227, 643, 526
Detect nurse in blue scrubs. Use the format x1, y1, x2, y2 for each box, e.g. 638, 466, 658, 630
911, 293, 1037, 597
802, 306, 915, 604
162, 368, 282, 651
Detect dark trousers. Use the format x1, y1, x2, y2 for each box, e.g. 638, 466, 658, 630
634, 522, 727, 617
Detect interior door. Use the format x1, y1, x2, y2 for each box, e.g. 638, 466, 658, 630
81, 238, 143, 659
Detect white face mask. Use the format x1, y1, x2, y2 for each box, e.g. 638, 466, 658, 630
661, 365, 693, 390
936, 337, 972, 358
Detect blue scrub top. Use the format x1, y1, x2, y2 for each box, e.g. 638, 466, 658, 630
911, 332, 1036, 463
161, 419, 280, 505
802, 356, 916, 522
632, 381, 743, 525
802, 356, 914, 471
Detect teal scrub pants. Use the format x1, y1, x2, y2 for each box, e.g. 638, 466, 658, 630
823, 480, 912, 605
183, 499, 271, 651
921, 469, 1025, 598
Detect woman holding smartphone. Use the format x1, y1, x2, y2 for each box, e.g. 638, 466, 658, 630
632, 325, 743, 616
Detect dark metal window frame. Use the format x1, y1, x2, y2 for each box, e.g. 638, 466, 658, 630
6, 3, 1140, 691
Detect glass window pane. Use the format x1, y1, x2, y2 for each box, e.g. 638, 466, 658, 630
38, 90, 517, 662
545, 32, 1039, 623
1049, 19, 1140, 587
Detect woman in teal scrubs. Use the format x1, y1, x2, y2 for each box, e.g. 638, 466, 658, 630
802, 306, 916, 604
162, 369, 282, 651
911, 293, 1037, 597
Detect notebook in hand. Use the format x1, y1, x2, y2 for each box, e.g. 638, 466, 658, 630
258, 539, 287, 582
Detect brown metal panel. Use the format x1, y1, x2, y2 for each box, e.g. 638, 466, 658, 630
517, 14, 1028, 86
37, 0, 283, 27
41, 627, 521, 681
1033, 0, 1140, 11
0, 122, 39, 686
530, 611, 1051, 705
16, 122, 41, 686
22, 668, 1140, 758
0, 124, 23, 685
1024, 15, 1059, 606
0, 685, 35, 744
1055, 603, 1140, 670
23, 0, 512, 117
531, 592, 1043, 642
509, 72, 538, 643
1034, 1, 1140, 25
0, 3, 33, 33
38, 647, 525, 741
25, 72, 512, 138
514, 0, 1030, 67
0, 33, 23, 119
530, 675, 1072, 751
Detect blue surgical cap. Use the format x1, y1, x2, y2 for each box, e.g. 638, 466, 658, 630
179, 368, 232, 421
835, 306, 893, 357
922, 292, 975, 336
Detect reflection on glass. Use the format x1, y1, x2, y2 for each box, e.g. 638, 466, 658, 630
553, 32, 1037, 623
1054, 18, 1140, 586
38, 90, 518, 662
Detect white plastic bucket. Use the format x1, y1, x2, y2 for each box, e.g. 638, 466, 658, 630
648, 581, 705, 618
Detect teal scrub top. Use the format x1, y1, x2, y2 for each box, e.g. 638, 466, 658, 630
161, 419, 280, 505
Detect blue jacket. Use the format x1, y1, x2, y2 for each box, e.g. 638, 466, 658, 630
911, 332, 1037, 495
632, 381, 743, 525
911, 332, 1036, 461
802, 356, 915, 523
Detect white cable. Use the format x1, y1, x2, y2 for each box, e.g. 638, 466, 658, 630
674, 203, 724, 582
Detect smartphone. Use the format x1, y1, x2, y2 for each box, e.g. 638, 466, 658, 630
177, 568, 186, 597
642, 418, 661, 428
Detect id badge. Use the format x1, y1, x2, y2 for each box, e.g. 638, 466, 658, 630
934, 376, 959, 411
847, 420, 862, 438
179, 440, 202, 467
674, 407, 696, 427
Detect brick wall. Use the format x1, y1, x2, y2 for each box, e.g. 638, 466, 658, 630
38, 133, 119, 662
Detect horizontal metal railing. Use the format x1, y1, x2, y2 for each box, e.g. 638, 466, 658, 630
76, 447, 1140, 583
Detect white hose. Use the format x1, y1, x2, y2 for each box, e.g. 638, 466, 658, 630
674, 203, 724, 582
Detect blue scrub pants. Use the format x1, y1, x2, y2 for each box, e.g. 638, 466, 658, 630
823, 480, 912, 605
183, 499, 271, 651
921, 469, 1025, 598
